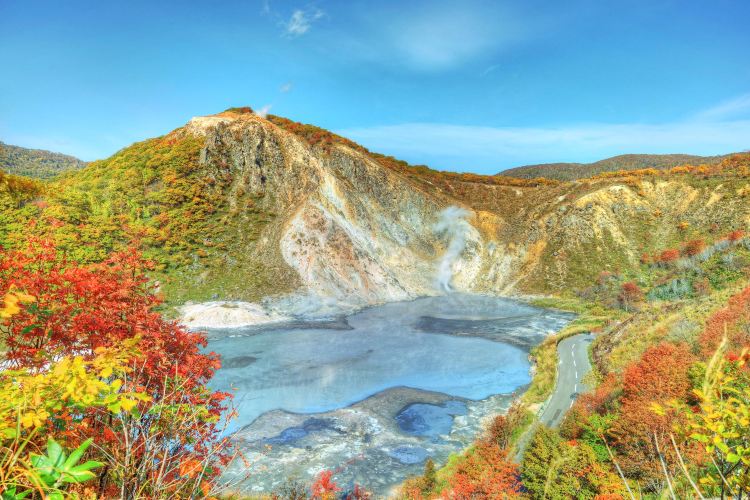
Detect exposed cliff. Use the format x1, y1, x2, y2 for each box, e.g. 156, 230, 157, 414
11, 109, 750, 316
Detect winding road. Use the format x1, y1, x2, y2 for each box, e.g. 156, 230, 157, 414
539, 332, 595, 428
514, 332, 595, 461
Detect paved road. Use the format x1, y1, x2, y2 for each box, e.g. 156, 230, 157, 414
513, 333, 595, 461
538, 333, 595, 428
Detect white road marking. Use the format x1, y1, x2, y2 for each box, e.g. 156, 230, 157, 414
573, 359, 577, 367
569, 400, 574, 408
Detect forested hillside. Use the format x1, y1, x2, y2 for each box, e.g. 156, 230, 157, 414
502, 153, 730, 180
0, 141, 86, 179
2, 108, 750, 498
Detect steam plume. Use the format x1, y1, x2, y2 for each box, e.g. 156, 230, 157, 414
434, 206, 471, 292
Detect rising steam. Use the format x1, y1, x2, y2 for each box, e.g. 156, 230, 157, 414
433, 206, 471, 292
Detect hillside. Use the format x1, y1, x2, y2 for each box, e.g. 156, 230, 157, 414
501, 152, 729, 180
2, 108, 749, 312
0, 141, 86, 179
3, 108, 750, 498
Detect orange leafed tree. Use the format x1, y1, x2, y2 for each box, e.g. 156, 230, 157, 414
609, 342, 698, 492
444, 441, 521, 498
726, 229, 745, 242
618, 281, 643, 311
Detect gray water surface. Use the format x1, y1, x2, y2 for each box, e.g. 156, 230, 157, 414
207, 294, 572, 495
207, 295, 572, 434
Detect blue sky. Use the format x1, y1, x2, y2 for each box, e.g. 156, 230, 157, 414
1, 0, 749, 173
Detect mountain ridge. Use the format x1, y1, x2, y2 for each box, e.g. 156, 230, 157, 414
501, 152, 733, 180
0, 141, 86, 179
2, 108, 749, 316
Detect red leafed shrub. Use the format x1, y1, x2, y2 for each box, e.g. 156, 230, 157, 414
659, 248, 680, 263
727, 229, 745, 242
487, 402, 525, 450
561, 374, 620, 439
0, 239, 220, 383
682, 239, 706, 257
698, 285, 750, 357
0, 238, 232, 497
618, 282, 643, 311
311, 470, 341, 499
346, 484, 372, 499
445, 441, 521, 498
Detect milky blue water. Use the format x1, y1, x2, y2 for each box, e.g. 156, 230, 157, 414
206, 294, 572, 434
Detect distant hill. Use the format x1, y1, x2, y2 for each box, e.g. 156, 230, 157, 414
501, 153, 730, 180
0, 141, 86, 179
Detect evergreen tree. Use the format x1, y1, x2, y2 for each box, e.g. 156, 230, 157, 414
422, 458, 436, 494
522, 426, 563, 498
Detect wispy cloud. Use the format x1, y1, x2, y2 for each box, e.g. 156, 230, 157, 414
337, 95, 750, 173
284, 8, 324, 37
345, 2, 536, 72
693, 92, 750, 121
261, 0, 271, 15
279, 82, 293, 93
480, 64, 499, 77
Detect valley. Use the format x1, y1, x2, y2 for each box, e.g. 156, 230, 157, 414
2, 107, 749, 498
3, 3, 749, 497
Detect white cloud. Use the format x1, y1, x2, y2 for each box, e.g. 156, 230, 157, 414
279, 82, 293, 93
284, 8, 324, 37
346, 2, 533, 72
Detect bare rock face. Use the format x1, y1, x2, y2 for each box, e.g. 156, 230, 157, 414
175, 111, 750, 315
182, 112, 479, 312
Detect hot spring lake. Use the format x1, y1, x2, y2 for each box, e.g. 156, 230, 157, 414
205, 294, 573, 495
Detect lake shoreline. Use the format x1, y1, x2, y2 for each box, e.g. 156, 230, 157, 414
208, 294, 574, 496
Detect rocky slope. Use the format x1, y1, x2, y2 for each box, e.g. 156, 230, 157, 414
178, 111, 480, 317
13, 109, 750, 323
170, 112, 750, 324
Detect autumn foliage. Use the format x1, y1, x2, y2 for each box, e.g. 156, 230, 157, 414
682, 238, 706, 257
445, 441, 521, 498
486, 402, 525, 450
609, 342, 698, 490
698, 285, 750, 357
727, 229, 745, 242
658, 248, 680, 263
310, 470, 341, 499
0, 238, 232, 497
618, 281, 643, 311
